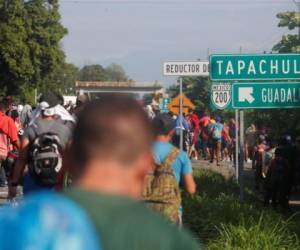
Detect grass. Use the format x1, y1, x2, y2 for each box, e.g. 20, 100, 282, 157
183, 168, 300, 249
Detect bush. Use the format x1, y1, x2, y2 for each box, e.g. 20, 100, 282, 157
183, 169, 300, 249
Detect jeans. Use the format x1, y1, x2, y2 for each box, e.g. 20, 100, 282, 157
0, 157, 7, 186
211, 139, 221, 164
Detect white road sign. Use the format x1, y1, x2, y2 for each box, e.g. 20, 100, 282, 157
211, 83, 232, 109
163, 61, 209, 76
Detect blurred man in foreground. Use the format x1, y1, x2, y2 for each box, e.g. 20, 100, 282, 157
64, 95, 199, 249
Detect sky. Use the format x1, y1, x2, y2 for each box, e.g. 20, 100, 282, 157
59, 0, 298, 85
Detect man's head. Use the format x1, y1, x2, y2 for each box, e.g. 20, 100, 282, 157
38, 92, 61, 119
216, 116, 222, 123
69, 95, 154, 198
152, 113, 175, 140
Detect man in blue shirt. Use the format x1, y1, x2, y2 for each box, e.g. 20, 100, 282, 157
209, 116, 224, 166
173, 114, 190, 152
152, 114, 196, 223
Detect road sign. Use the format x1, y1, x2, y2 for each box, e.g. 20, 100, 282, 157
159, 97, 171, 113
211, 83, 232, 110
210, 54, 300, 81
232, 82, 300, 109
163, 61, 209, 76
168, 94, 195, 114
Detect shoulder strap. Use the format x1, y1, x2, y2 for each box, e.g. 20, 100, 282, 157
161, 147, 180, 170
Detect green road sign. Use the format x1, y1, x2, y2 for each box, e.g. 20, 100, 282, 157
210, 54, 300, 81
232, 82, 300, 109
159, 97, 171, 113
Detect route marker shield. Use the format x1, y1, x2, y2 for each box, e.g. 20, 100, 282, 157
211, 83, 232, 109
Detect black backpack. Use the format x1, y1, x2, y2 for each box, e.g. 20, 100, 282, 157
29, 133, 63, 187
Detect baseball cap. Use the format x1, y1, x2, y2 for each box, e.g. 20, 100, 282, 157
152, 113, 175, 136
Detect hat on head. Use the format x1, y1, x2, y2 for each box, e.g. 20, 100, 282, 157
43, 107, 56, 117
38, 92, 60, 108
152, 113, 176, 136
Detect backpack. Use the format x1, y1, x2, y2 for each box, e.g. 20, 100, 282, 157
29, 133, 63, 187
142, 148, 181, 224
212, 125, 222, 140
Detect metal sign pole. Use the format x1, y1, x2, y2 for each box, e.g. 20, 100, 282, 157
239, 110, 245, 202
235, 109, 239, 181
179, 77, 184, 151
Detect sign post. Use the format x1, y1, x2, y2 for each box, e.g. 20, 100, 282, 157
239, 110, 245, 202
179, 78, 184, 151
163, 61, 209, 152
235, 109, 239, 181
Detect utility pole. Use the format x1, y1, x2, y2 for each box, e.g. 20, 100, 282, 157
179, 77, 183, 152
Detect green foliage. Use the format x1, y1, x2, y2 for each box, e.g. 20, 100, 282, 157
79, 64, 107, 81
24, 0, 67, 87
105, 63, 128, 81
40, 63, 79, 95
79, 63, 128, 82
273, 11, 300, 53
208, 216, 299, 250
273, 34, 300, 53
0, 0, 67, 101
183, 169, 300, 249
0, 0, 34, 94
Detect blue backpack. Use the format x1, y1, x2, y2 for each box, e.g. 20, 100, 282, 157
212, 125, 222, 140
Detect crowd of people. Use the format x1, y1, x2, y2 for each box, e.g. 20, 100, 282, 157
146, 106, 300, 212
0, 93, 200, 250
146, 108, 239, 167
1, 93, 300, 249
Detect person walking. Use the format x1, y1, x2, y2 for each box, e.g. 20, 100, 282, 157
209, 116, 224, 166
9, 92, 72, 197
145, 113, 196, 224
0, 100, 19, 187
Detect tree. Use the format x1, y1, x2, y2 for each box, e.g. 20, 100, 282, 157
273, 11, 300, 52
105, 63, 128, 81
0, 0, 67, 101
24, 0, 67, 88
40, 63, 79, 95
79, 64, 107, 81
0, 0, 34, 95
79, 63, 128, 82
